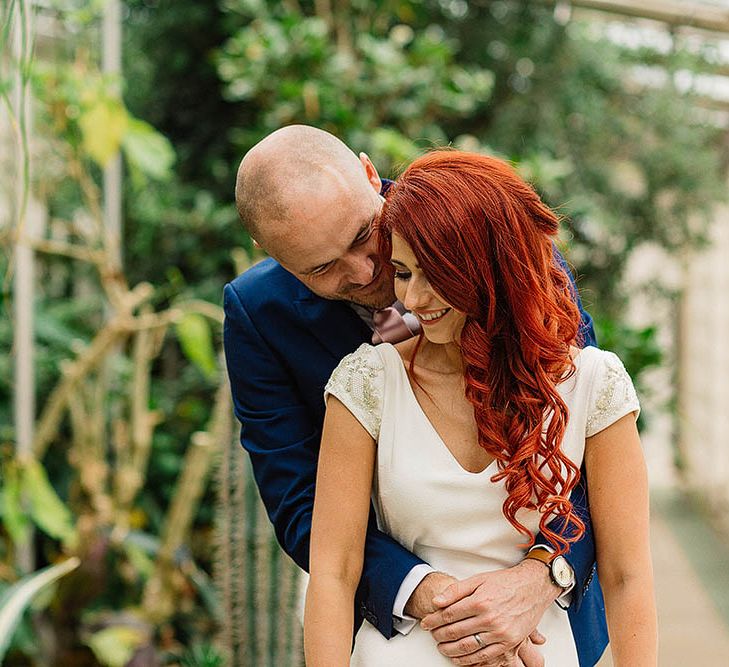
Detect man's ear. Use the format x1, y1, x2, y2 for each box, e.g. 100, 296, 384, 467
359, 152, 382, 193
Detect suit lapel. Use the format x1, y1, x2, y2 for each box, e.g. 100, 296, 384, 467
293, 286, 372, 362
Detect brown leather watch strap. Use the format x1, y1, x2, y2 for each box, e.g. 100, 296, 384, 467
524, 547, 554, 567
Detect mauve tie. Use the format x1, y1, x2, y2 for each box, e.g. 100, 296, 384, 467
372, 307, 420, 344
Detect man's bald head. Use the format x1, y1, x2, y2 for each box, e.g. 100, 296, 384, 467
235, 125, 373, 249
233, 125, 393, 308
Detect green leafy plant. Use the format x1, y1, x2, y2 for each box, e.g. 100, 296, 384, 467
0, 558, 81, 662
1, 458, 77, 546
1, 3, 234, 664
179, 641, 225, 667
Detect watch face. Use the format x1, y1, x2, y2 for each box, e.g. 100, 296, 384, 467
552, 556, 574, 588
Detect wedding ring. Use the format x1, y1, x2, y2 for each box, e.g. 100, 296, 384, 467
474, 632, 484, 648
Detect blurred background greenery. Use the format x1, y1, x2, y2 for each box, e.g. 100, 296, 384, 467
2, 1, 728, 665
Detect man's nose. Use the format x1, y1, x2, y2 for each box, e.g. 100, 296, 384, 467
347, 253, 376, 286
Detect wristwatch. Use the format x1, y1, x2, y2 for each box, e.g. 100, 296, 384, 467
524, 547, 575, 591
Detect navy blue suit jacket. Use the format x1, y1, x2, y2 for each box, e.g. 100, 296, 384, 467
224, 257, 608, 666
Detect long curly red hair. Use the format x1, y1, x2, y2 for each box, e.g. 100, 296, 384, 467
378, 150, 585, 553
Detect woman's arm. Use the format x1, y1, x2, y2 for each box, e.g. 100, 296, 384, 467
304, 396, 378, 667
584, 412, 657, 666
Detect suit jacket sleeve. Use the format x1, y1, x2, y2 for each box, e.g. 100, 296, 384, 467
223, 283, 425, 639
532, 250, 599, 612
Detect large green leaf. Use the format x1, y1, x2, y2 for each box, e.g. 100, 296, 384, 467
23, 460, 77, 547
0, 463, 31, 544
78, 98, 128, 167
122, 118, 175, 184
85, 626, 147, 667
0, 558, 81, 662
175, 312, 218, 381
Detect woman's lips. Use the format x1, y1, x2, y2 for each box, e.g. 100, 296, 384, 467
415, 307, 451, 325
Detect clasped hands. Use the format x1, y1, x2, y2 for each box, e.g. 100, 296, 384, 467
405, 560, 558, 667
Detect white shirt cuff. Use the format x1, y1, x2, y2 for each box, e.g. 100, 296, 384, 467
526, 545, 574, 609
392, 564, 436, 635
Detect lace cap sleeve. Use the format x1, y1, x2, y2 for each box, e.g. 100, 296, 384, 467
324, 343, 385, 440
586, 350, 640, 438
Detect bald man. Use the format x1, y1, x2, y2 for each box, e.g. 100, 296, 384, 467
223, 126, 608, 667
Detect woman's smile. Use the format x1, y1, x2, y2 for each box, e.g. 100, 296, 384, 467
415, 307, 452, 324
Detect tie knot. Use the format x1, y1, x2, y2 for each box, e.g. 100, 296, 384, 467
372, 306, 419, 344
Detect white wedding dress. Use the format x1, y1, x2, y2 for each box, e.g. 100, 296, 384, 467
323, 342, 639, 666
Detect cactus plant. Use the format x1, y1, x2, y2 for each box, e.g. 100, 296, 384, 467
214, 434, 303, 667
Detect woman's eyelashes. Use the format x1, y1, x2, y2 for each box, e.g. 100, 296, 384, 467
392, 268, 411, 281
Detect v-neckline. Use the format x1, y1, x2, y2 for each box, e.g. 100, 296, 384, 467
381, 343, 497, 476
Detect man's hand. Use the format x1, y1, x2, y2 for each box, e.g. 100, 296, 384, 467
420, 560, 559, 665
404, 571, 458, 618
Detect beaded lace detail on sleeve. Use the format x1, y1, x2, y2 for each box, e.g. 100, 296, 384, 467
324, 344, 385, 440
586, 351, 640, 438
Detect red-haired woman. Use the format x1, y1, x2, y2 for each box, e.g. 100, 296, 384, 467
304, 151, 657, 666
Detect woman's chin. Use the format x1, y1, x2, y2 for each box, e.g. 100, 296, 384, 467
421, 330, 458, 346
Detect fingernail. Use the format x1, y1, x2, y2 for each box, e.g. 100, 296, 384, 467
433, 595, 445, 605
